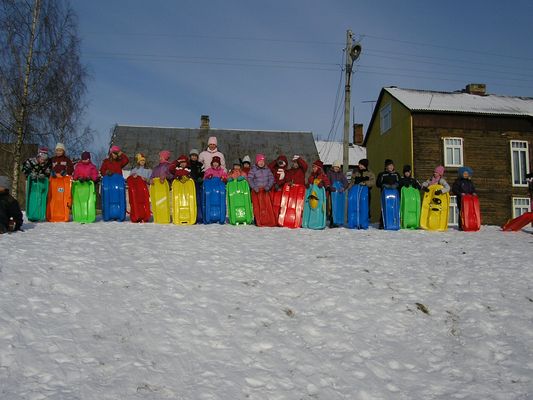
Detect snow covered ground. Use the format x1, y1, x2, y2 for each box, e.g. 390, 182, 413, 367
1, 221, 532, 400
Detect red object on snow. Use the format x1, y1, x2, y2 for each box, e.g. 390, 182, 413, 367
251, 189, 277, 227
127, 175, 151, 223
502, 211, 533, 231
461, 194, 481, 231
278, 183, 306, 229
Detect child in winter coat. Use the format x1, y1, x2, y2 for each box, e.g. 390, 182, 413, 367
452, 166, 477, 230
285, 155, 308, 186
398, 165, 421, 190
130, 153, 152, 182
308, 160, 331, 188
227, 160, 247, 181
189, 149, 204, 184
241, 155, 252, 176
268, 155, 289, 191
100, 145, 129, 176
247, 154, 274, 192
348, 159, 376, 189
22, 147, 52, 179
326, 160, 348, 192
0, 176, 23, 234
198, 136, 226, 172
204, 156, 228, 182
421, 165, 450, 195
72, 151, 99, 182
376, 159, 401, 190
150, 150, 174, 184
170, 155, 191, 181
50, 143, 74, 177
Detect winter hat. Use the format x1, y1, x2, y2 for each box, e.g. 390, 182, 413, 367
313, 159, 324, 169
332, 160, 341, 168
110, 145, 121, 153
242, 155, 251, 164
211, 156, 221, 166
177, 154, 188, 165
81, 151, 91, 161
55, 143, 65, 151
458, 166, 473, 177
135, 153, 146, 163
358, 158, 369, 168
255, 154, 266, 164
37, 146, 49, 157
276, 155, 288, 167
434, 165, 445, 176
159, 150, 171, 161
189, 148, 199, 156
232, 159, 241, 167
384, 159, 394, 167
403, 164, 412, 173
0, 175, 11, 190
207, 136, 218, 146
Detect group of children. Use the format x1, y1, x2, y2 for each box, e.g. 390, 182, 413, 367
0, 136, 479, 233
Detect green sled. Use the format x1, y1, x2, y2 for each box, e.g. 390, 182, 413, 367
72, 180, 96, 223
400, 186, 421, 229
26, 177, 49, 222
227, 179, 253, 225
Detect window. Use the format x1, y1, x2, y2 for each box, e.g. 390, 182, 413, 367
443, 138, 463, 167
512, 197, 531, 218
380, 103, 392, 134
448, 195, 458, 226
510, 141, 529, 187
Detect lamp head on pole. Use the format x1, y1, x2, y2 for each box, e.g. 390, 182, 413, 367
350, 43, 362, 62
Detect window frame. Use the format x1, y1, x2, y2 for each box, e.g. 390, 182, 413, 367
380, 102, 392, 135
448, 195, 459, 226
510, 140, 530, 187
512, 197, 531, 218
443, 137, 464, 168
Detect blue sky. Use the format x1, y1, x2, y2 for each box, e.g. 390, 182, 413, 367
71, 0, 533, 151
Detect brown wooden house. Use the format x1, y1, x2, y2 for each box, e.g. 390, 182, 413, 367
364, 85, 533, 226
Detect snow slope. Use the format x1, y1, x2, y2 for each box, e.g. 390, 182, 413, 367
1, 222, 532, 399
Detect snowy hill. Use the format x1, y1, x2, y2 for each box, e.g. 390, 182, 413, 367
1, 223, 532, 399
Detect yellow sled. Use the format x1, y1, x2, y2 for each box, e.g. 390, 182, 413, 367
149, 179, 171, 224
420, 184, 450, 231
171, 177, 197, 225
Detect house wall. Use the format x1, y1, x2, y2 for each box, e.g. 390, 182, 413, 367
412, 113, 533, 225
0, 142, 38, 207
365, 92, 413, 221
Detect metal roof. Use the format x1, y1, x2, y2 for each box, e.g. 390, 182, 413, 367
315, 141, 366, 166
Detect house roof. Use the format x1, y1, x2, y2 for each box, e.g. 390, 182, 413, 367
315, 141, 366, 166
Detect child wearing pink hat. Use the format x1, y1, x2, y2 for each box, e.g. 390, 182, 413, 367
22, 146, 52, 179
247, 154, 274, 193
99, 145, 129, 176
198, 136, 226, 172
150, 150, 174, 183
421, 165, 450, 195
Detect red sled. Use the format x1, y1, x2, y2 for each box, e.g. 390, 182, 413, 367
127, 175, 151, 222
278, 183, 305, 228
502, 211, 533, 231
461, 194, 481, 231
270, 189, 283, 220
251, 189, 277, 227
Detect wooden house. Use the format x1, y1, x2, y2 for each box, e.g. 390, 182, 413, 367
364, 85, 533, 226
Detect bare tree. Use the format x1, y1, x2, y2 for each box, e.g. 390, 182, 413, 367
0, 0, 90, 198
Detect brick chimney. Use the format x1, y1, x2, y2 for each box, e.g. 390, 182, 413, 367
465, 83, 486, 96
200, 115, 210, 129
353, 123, 364, 145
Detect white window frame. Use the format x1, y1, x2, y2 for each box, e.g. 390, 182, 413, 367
510, 140, 529, 187
380, 103, 392, 134
512, 197, 531, 218
448, 195, 459, 226
443, 137, 464, 167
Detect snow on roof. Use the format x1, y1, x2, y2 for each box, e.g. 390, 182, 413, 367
315, 140, 366, 166
385, 87, 533, 117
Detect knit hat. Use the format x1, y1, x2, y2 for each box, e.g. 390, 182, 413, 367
332, 160, 341, 168
434, 165, 445, 176
255, 154, 266, 164
313, 159, 324, 169
159, 150, 171, 161
177, 154, 188, 164
55, 143, 65, 151
135, 153, 145, 163
233, 159, 241, 167
189, 149, 199, 156
81, 151, 91, 161
403, 164, 411, 173
276, 155, 288, 167
38, 146, 49, 156
458, 166, 473, 177
0, 175, 11, 190
207, 136, 217, 146
358, 159, 369, 168
211, 156, 221, 166
110, 145, 121, 153
384, 159, 394, 167
242, 155, 251, 164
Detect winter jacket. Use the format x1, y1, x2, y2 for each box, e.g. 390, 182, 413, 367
0, 190, 23, 233
204, 166, 228, 181
130, 166, 152, 181
189, 160, 204, 183
308, 169, 330, 188
376, 170, 401, 190
326, 169, 348, 190
72, 161, 99, 181
242, 166, 251, 177
269, 156, 289, 189
198, 148, 226, 171
21, 157, 51, 178
349, 167, 376, 189
421, 177, 450, 193
172, 166, 191, 179
452, 177, 476, 197
398, 176, 421, 190
285, 158, 308, 185
247, 165, 274, 192
100, 154, 129, 176
150, 161, 174, 182
51, 155, 74, 176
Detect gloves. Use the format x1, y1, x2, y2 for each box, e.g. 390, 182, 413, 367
434, 189, 442, 196
274, 184, 281, 191
362, 176, 370, 182
254, 187, 260, 193
50, 170, 56, 177
422, 187, 430, 192
106, 170, 113, 176
265, 187, 270, 192
317, 182, 324, 188
227, 177, 234, 183
30, 172, 38, 179
352, 176, 363, 185
38, 174, 46, 179
237, 176, 245, 182
60, 170, 66, 176
404, 183, 411, 188
305, 183, 310, 189
330, 186, 336, 192
205, 174, 213, 179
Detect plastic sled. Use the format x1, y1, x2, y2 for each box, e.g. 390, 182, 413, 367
251, 189, 277, 227
150, 179, 171, 224
347, 185, 369, 229
330, 181, 346, 226
46, 176, 72, 222
270, 189, 283, 220
203, 177, 226, 224
101, 174, 126, 222
227, 179, 253, 225
127, 175, 151, 223
400, 186, 421, 229
460, 194, 481, 231
26, 177, 49, 222
278, 183, 305, 228
502, 211, 533, 231
302, 184, 326, 229
72, 180, 96, 223
172, 178, 197, 225
381, 187, 400, 230
420, 184, 450, 231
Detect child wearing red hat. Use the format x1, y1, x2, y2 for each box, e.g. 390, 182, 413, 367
307, 159, 330, 188
99, 145, 129, 176
72, 151, 99, 182
170, 154, 192, 181
204, 156, 228, 181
